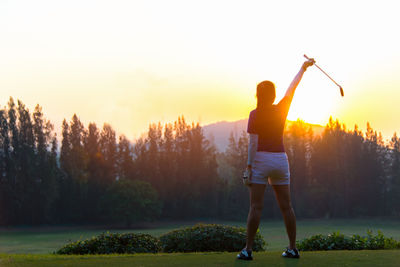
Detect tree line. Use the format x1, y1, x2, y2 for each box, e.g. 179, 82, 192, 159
0, 98, 399, 226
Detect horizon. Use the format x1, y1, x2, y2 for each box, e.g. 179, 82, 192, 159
1, 96, 393, 146
1, 95, 397, 142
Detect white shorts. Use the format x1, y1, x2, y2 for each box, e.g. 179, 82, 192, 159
251, 152, 290, 185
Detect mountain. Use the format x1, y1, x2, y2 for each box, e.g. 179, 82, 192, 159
202, 119, 325, 152
202, 119, 248, 152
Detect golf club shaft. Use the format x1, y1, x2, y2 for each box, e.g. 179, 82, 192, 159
304, 54, 344, 96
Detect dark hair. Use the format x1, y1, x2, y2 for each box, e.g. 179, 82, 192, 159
257, 81, 276, 108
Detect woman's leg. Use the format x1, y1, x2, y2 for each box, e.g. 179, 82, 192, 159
245, 183, 266, 251
272, 184, 297, 249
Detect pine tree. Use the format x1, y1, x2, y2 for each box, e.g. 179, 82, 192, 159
117, 135, 134, 181
32, 104, 57, 223
0, 108, 11, 224
362, 122, 382, 216
223, 130, 249, 219
144, 123, 162, 188
310, 117, 346, 218
389, 133, 400, 215
376, 132, 390, 215
15, 100, 36, 223
84, 122, 103, 221
64, 114, 88, 222
342, 124, 364, 217
7, 98, 19, 223
133, 134, 147, 179
173, 116, 191, 218
58, 119, 73, 222
284, 120, 313, 217
48, 134, 60, 222
158, 123, 176, 216
100, 123, 117, 186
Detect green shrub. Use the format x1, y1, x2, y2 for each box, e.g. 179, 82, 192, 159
297, 230, 400, 251
159, 223, 266, 253
55, 232, 160, 255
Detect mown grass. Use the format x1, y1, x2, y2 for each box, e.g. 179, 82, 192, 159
1, 250, 400, 267
1, 219, 399, 254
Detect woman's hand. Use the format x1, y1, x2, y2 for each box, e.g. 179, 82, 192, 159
302, 58, 315, 71
243, 165, 253, 186
247, 165, 252, 180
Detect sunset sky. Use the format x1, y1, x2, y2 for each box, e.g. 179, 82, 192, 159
1, 0, 399, 141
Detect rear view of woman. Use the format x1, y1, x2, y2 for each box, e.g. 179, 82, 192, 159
237, 58, 315, 261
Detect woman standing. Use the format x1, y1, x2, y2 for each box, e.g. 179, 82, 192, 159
237, 58, 315, 261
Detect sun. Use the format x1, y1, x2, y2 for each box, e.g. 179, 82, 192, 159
285, 81, 340, 125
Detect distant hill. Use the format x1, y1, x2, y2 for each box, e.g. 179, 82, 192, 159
202, 119, 325, 152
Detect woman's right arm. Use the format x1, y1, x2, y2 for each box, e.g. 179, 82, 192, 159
247, 134, 258, 168
246, 134, 258, 183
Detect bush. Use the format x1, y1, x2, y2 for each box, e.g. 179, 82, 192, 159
159, 223, 266, 253
297, 230, 400, 251
55, 232, 161, 255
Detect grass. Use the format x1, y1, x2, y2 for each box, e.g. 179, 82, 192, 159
0, 219, 399, 266
1, 219, 399, 254
1, 250, 400, 267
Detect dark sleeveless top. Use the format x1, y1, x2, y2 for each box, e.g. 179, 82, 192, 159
247, 97, 291, 152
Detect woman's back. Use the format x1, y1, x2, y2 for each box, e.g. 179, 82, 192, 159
247, 97, 291, 152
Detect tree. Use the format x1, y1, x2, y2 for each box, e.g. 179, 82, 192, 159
158, 123, 176, 210
223, 130, 250, 219
310, 117, 347, 218
15, 100, 36, 223
84, 122, 103, 220
361, 122, 383, 216
117, 135, 134, 181
389, 133, 400, 215
6, 98, 19, 224
32, 104, 58, 223
341, 124, 364, 217
284, 120, 313, 217
58, 119, 73, 222
0, 108, 11, 224
99, 123, 117, 186
103, 179, 161, 227
60, 114, 88, 222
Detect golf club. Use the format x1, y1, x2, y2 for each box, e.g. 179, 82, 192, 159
304, 54, 344, 97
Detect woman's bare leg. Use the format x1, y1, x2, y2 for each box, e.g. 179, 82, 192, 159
245, 183, 266, 251
272, 184, 297, 249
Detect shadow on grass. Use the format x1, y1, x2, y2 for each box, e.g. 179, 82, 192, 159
283, 258, 300, 267
232, 255, 300, 267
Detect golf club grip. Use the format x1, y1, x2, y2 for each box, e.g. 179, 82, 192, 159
304, 54, 311, 60
340, 87, 344, 97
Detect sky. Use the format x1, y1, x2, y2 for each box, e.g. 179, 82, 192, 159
1, 0, 399, 141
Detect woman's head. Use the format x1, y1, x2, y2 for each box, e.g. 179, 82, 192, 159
256, 80, 276, 108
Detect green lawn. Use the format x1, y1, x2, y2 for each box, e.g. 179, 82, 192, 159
1, 250, 400, 267
1, 219, 399, 254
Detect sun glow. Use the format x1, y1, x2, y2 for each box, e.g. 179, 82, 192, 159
286, 77, 343, 126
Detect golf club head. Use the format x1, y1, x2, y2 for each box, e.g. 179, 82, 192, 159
340, 87, 344, 97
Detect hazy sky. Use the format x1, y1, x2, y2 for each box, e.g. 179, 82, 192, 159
1, 0, 399, 141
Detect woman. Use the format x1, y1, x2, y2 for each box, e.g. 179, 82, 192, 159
237, 58, 315, 261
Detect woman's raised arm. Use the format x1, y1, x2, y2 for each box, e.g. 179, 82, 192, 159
283, 59, 315, 102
